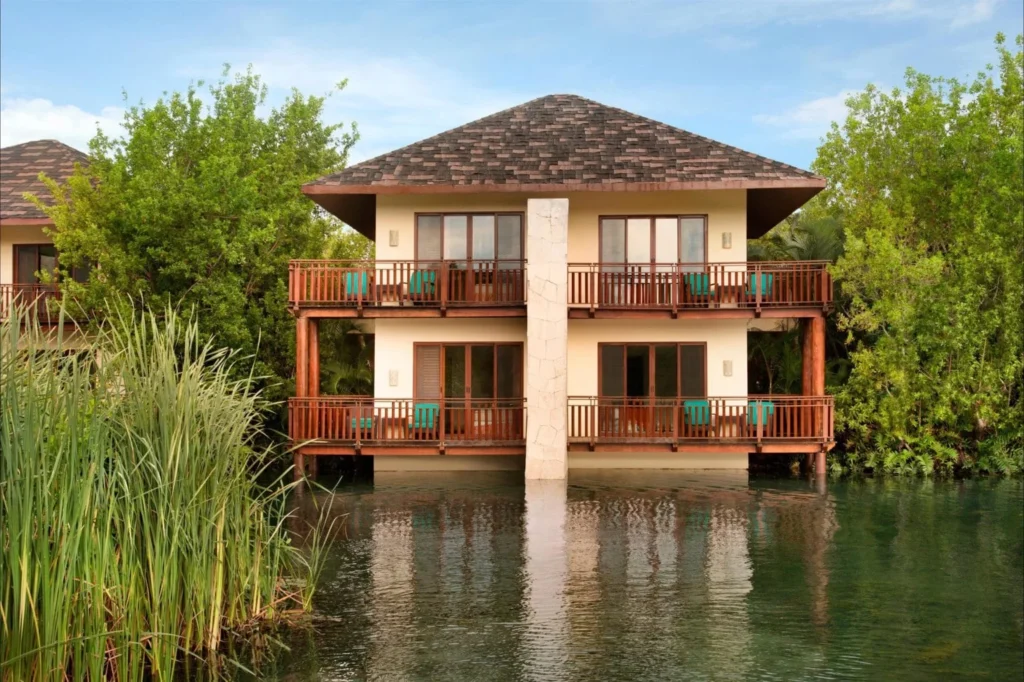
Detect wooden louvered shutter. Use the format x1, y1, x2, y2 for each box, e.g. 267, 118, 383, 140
415, 345, 441, 400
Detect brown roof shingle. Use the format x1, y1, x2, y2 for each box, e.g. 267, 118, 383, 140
0, 139, 89, 222
308, 94, 822, 191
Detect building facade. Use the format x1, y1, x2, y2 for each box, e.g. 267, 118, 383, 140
289, 95, 833, 478
0, 139, 89, 326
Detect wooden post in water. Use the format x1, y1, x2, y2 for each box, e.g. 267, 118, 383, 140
810, 316, 827, 477
801, 319, 815, 473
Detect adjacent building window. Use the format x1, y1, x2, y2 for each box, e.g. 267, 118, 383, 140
599, 343, 706, 398
415, 343, 523, 401
13, 244, 89, 284
416, 214, 523, 269
599, 216, 707, 269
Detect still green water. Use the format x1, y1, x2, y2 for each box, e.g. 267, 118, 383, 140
260, 473, 1023, 681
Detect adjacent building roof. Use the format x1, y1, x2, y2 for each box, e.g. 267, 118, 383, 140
304, 94, 825, 239
0, 139, 89, 223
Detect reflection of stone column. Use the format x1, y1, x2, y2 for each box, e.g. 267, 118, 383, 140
367, 509, 414, 678
523, 479, 569, 680
705, 507, 753, 676
525, 198, 569, 480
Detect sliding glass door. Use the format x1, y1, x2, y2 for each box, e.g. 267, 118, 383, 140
598, 343, 706, 436
416, 343, 524, 438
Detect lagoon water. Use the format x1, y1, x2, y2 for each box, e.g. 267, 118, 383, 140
259, 472, 1023, 681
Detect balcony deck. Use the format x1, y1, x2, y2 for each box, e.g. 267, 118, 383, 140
289, 395, 833, 457
567, 395, 833, 454
568, 261, 832, 319
0, 284, 72, 325
288, 260, 526, 318
289, 397, 527, 456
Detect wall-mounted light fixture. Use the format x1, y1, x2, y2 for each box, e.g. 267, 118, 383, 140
723, 360, 733, 377
722, 232, 732, 249
389, 370, 399, 387
389, 230, 399, 247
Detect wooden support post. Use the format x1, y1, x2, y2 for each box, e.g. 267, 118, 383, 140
801, 319, 815, 472
810, 316, 827, 475
307, 319, 319, 479
294, 316, 309, 482
308, 319, 319, 397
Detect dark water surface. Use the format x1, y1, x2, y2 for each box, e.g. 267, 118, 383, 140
259, 472, 1023, 681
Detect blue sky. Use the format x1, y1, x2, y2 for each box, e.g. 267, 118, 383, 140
1, 0, 1020, 170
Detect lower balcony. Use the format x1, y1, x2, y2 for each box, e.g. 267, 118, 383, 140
288, 260, 526, 318
567, 395, 834, 454
0, 284, 68, 325
289, 397, 527, 455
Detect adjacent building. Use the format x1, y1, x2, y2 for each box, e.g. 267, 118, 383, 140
0, 139, 88, 323
287, 95, 834, 478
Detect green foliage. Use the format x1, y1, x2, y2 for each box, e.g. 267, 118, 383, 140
0, 303, 330, 680
31, 67, 358, 409
814, 34, 1024, 474
319, 319, 373, 395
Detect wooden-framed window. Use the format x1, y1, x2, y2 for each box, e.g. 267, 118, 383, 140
599, 215, 707, 270
415, 343, 524, 401
415, 213, 524, 269
13, 244, 89, 285
598, 342, 706, 398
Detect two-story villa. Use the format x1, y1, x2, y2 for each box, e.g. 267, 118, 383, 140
289, 95, 833, 479
0, 139, 88, 324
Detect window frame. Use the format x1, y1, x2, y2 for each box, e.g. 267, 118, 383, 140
413, 341, 524, 401
413, 212, 526, 267
597, 215, 708, 266
13, 243, 59, 285
597, 341, 707, 399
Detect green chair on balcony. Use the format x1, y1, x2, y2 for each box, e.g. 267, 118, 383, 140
683, 272, 713, 298
746, 272, 774, 299
350, 417, 374, 432
344, 271, 369, 299
747, 400, 775, 425
410, 403, 439, 430
408, 269, 438, 300
683, 399, 711, 426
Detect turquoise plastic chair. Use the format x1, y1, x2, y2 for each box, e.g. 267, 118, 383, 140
410, 403, 439, 429
683, 399, 711, 426
746, 272, 774, 298
350, 417, 374, 430
683, 273, 712, 297
344, 271, 369, 297
409, 269, 438, 297
747, 400, 775, 425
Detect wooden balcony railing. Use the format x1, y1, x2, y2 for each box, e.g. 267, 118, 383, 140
567, 261, 832, 312
289, 260, 526, 308
567, 395, 834, 446
0, 284, 64, 324
289, 397, 527, 445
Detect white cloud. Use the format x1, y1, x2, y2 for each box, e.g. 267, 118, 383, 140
175, 42, 530, 164
0, 98, 123, 151
950, 0, 999, 28
753, 89, 856, 139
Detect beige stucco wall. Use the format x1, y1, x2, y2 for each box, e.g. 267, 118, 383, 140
371, 318, 526, 398
372, 190, 748, 264
0, 223, 53, 284
566, 318, 749, 397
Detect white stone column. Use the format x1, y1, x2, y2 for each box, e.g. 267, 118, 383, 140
525, 198, 569, 480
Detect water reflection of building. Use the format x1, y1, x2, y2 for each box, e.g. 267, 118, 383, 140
293, 472, 836, 679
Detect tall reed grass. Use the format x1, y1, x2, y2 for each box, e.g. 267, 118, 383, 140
1, 304, 319, 681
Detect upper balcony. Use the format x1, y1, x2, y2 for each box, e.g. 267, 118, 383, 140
288, 260, 527, 318
568, 261, 832, 319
